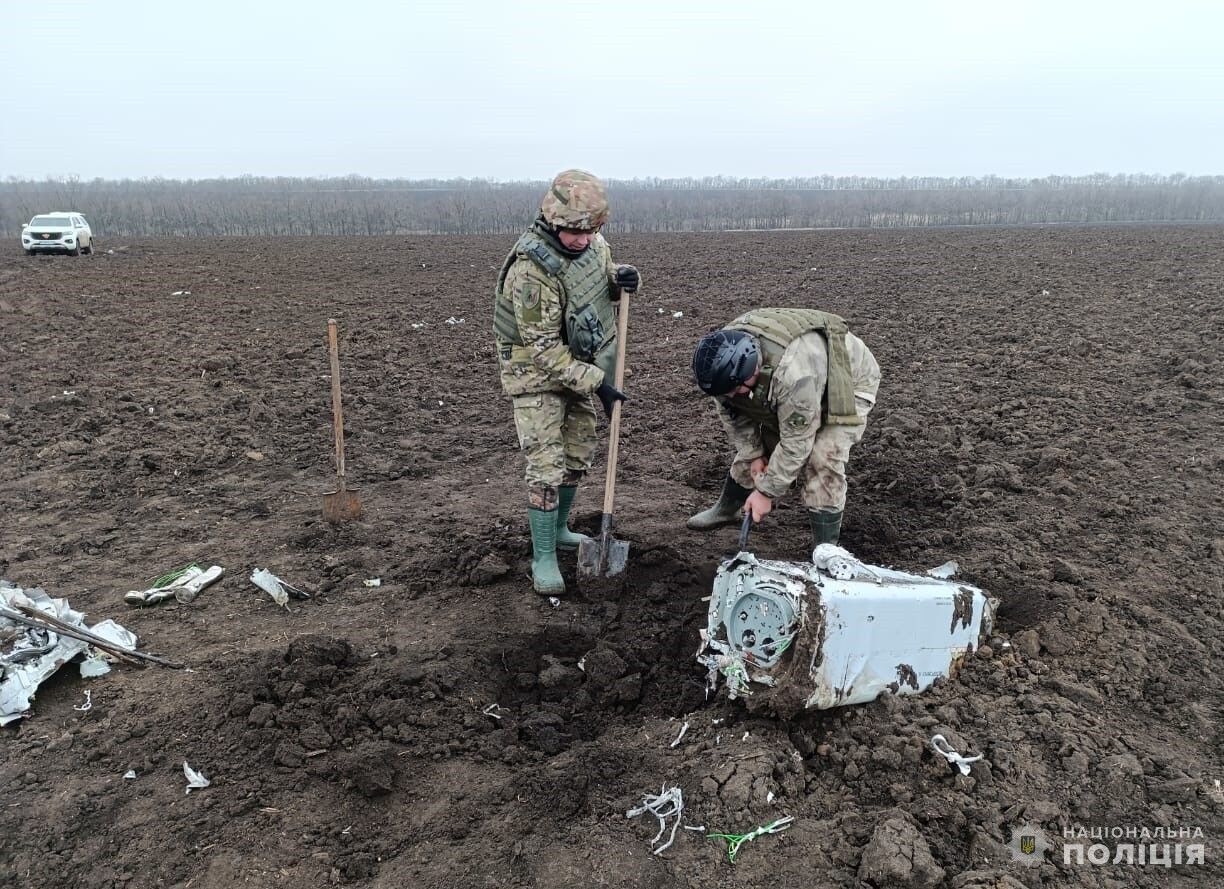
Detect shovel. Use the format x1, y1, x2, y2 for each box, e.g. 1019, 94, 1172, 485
578, 292, 632, 577
322, 318, 363, 523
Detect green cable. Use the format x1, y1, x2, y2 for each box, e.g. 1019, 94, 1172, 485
148, 563, 201, 589
706, 817, 794, 863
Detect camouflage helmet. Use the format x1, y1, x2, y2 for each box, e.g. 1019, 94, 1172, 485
540, 169, 609, 231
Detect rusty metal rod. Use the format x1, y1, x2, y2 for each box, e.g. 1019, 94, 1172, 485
2, 605, 183, 669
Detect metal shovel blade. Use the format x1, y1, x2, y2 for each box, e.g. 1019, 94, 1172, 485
322, 488, 363, 524
578, 515, 630, 577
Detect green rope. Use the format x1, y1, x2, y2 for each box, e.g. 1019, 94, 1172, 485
706, 816, 794, 863
148, 563, 201, 589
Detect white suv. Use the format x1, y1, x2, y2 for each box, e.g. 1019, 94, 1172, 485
21, 212, 93, 256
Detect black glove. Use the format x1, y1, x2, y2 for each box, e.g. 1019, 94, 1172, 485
613, 264, 640, 293
595, 380, 628, 418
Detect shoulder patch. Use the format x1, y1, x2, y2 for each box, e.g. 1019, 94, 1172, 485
787, 412, 811, 428
520, 282, 541, 310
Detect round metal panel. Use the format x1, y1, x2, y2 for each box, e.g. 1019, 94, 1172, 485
725, 586, 797, 669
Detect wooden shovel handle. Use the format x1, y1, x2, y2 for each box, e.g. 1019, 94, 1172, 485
327, 319, 348, 486
601, 292, 631, 514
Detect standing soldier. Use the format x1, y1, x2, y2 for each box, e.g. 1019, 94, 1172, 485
687, 308, 880, 550
494, 169, 640, 595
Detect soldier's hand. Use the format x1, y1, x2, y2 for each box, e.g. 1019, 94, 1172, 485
613, 265, 640, 293
595, 381, 628, 418
745, 490, 773, 523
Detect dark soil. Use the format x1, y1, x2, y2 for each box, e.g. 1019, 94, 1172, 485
1, 226, 1221, 889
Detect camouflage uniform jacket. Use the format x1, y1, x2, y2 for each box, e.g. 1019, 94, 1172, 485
715, 329, 880, 499
494, 221, 621, 397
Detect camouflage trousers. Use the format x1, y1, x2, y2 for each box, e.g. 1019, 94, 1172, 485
511, 390, 598, 509
730, 390, 877, 512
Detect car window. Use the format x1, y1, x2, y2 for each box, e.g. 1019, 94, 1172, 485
31, 216, 72, 227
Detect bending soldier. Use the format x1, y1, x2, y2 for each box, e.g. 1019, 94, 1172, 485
493, 169, 639, 595
688, 308, 880, 549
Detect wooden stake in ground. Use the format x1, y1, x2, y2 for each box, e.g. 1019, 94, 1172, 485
323, 318, 363, 523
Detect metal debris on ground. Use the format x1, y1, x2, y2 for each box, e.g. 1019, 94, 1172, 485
927, 560, 959, 579
1, 580, 141, 725
811, 543, 883, 582
124, 564, 225, 606
698, 543, 995, 710
250, 568, 310, 608
481, 703, 506, 720
183, 761, 210, 794
706, 815, 794, 864
930, 734, 984, 776
123, 770, 137, 780
73, 690, 92, 712
669, 721, 689, 748
626, 785, 684, 855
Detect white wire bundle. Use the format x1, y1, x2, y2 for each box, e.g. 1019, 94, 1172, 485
626, 785, 684, 854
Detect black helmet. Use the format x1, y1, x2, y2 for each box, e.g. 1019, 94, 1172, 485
692, 329, 760, 396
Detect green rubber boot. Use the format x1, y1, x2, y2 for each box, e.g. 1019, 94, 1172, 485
809, 509, 843, 546
528, 507, 565, 595
556, 485, 592, 551
687, 475, 752, 531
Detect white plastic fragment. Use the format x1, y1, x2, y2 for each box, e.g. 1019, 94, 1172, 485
73, 690, 93, 712
672, 311, 684, 318
170, 290, 191, 296
363, 578, 381, 588
250, 568, 309, 609
548, 597, 561, 608
444, 316, 464, 325
927, 560, 959, 579
481, 703, 506, 720
123, 770, 137, 780
183, 761, 210, 793
930, 734, 984, 776
626, 785, 684, 855
669, 721, 689, 748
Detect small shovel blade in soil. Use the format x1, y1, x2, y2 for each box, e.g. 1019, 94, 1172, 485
323, 487, 363, 524
578, 515, 630, 578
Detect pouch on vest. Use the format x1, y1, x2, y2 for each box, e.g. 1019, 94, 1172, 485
567, 304, 606, 363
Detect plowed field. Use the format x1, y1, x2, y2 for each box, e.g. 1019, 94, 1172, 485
1, 226, 1221, 888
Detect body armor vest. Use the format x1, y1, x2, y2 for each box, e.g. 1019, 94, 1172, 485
723, 308, 862, 429
493, 225, 618, 380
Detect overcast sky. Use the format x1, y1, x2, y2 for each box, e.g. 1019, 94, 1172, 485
3, 0, 1221, 181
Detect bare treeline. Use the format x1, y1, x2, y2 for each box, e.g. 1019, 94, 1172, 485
2, 173, 1221, 237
